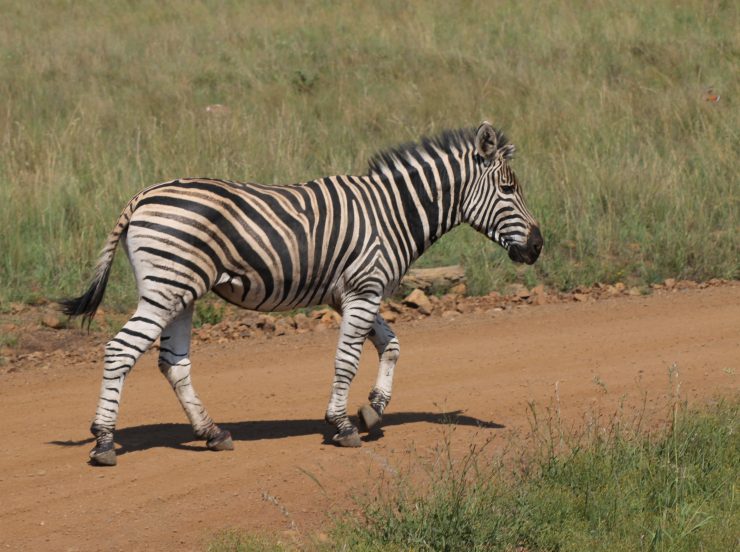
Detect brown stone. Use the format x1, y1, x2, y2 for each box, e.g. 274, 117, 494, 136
628, 287, 642, 296
441, 310, 459, 320
505, 283, 528, 298
380, 311, 396, 323
41, 313, 64, 329
455, 301, 474, 314
663, 278, 676, 289
403, 289, 433, 315
256, 315, 276, 333
448, 283, 467, 296
573, 293, 589, 302
274, 319, 294, 336
386, 301, 404, 313
320, 311, 342, 328
293, 313, 311, 331
401, 265, 466, 294
309, 308, 330, 320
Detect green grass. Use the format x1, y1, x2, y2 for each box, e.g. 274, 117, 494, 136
205, 531, 285, 552
338, 398, 739, 551
208, 397, 739, 551
1, 0, 738, 306
193, 299, 226, 328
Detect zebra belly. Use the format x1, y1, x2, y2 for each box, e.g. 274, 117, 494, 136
211, 273, 333, 312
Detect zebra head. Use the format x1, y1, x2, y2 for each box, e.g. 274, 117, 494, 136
462, 122, 543, 265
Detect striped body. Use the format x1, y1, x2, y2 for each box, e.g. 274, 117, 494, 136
63, 122, 542, 465
129, 172, 455, 314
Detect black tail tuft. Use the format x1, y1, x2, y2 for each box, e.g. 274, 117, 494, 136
59, 262, 113, 328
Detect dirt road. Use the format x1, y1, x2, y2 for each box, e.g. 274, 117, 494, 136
1, 284, 738, 551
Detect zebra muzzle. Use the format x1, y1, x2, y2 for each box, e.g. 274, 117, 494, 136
508, 226, 543, 265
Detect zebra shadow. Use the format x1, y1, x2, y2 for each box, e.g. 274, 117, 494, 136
48, 410, 504, 457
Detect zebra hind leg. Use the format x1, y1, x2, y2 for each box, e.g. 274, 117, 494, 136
358, 314, 399, 433
157, 303, 233, 452
89, 302, 175, 466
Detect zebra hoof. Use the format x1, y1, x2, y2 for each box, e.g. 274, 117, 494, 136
207, 429, 234, 451
89, 446, 117, 466
358, 404, 382, 433
333, 427, 362, 448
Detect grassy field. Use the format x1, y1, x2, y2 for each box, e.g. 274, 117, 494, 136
207, 397, 738, 551
336, 401, 738, 552
0, 0, 737, 308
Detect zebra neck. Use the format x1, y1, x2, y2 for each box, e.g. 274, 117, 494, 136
365, 148, 473, 266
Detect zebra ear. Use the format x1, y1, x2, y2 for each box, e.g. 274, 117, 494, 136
475, 122, 498, 161
500, 143, 516, 160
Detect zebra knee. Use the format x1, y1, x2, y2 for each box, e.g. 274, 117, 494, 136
383, 336, 400, 363
158, 357, 192, 388
104, 340, 135, 377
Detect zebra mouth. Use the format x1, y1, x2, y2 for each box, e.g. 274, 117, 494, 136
507, 226, 544, 265
508, 245, 537, 264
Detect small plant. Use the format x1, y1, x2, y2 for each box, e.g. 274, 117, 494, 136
194, 300, 225, 328
0, 333, 19, 349
206, 530, 287, 552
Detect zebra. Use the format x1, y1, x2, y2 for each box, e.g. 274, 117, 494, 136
62, 121, 543, 466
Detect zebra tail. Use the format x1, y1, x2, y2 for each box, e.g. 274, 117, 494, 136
59, 209, 131, 327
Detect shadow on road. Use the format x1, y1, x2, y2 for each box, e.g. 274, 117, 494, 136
48, 410, 504, 456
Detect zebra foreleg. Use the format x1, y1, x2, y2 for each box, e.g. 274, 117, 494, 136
358, 314, 399, 433
89, 303, 172, 466
325, 295, 381, 447
157, 304, 233, 452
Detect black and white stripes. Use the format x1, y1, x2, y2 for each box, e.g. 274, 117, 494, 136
62, 121, 542, 465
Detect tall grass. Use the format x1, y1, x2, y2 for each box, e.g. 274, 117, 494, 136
333, 398, 739, 551
1, 0, 737, 306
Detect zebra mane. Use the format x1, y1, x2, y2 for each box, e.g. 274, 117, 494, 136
366, 126, 509, 176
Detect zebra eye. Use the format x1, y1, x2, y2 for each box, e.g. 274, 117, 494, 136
499, 184, 516, 194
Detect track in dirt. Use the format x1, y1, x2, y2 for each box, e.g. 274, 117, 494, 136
1, 285, 738, 551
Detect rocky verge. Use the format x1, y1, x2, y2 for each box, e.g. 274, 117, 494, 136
0, 277, 732, 374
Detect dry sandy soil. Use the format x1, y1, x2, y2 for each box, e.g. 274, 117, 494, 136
0, 284, 738, 551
